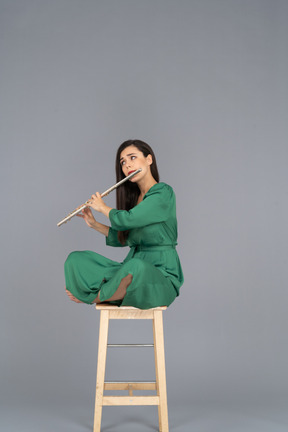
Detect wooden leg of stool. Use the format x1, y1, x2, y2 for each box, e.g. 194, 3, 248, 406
153, 310, 169, 432
93, 310, 109, 432
153, 317, 162, 431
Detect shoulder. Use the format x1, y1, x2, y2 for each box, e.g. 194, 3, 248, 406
145, 182, 175, 199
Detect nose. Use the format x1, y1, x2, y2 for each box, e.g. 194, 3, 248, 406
126, 161, 132, 170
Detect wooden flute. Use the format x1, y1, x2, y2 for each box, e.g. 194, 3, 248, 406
57, 169, 142, 227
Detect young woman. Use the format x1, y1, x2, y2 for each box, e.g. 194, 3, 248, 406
64, 139, 184, 309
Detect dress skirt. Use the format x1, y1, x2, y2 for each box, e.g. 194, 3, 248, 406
64, 248, 180, 309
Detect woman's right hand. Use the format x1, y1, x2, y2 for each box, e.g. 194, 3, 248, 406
77, 207, 97, 228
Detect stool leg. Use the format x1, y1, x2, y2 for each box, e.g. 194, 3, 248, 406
153, 319, 162, 431
93, 310, 109, 432
153, 310, 169, 432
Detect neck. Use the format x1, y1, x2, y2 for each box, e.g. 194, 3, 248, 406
137, 175, 157, 197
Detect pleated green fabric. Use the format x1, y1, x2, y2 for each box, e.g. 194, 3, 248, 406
64, 182, 184, 309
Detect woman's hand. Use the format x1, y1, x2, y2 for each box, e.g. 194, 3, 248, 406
87, 192, 106, 212
77, 207, 97, 228
86, 192, 112, 218
77, 206, 110, 236
76, 193, 112, 233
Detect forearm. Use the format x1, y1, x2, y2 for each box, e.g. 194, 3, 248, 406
100, 204, 112, 219
90, 220, 110, 237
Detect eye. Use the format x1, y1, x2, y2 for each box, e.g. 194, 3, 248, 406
131, 156, 136, 160
120, 160, 125, 166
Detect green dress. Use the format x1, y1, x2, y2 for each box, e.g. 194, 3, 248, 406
64, 182, 184, 309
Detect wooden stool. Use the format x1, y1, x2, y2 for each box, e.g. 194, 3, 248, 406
93, 304, 169, 432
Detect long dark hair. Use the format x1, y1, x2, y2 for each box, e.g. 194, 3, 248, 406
115, 139, 159, 244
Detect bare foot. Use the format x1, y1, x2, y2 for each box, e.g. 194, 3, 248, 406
65, 288, 84, 303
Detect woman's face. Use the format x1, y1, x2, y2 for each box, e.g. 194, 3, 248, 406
119, 145, 152, 180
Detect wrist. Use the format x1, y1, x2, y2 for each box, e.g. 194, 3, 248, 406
102, 205, 112, 218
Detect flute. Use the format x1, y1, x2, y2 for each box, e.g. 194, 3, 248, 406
57, 169, 142, 227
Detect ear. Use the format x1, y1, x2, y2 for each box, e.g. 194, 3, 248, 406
146, 154, 153, 166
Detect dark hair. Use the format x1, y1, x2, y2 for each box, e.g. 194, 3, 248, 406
115, 139, 159, 244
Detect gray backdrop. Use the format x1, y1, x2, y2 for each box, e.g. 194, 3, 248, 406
1, 1, 287, 431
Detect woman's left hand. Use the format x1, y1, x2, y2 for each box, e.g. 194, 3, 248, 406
87, 192, 112, 217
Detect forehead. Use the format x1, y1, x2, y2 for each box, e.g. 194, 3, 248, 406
119, 145, 140, 160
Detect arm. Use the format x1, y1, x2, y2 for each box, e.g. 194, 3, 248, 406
106, 227, 128, 247
90, 220, 110, 237
78, 207, 126, 246
109, 184, 174, 231
77, 207, 109, 236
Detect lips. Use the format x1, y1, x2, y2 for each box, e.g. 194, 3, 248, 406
128, 170, 136, 175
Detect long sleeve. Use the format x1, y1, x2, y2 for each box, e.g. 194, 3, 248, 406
109, 183, 175, 231
106, 227, 127, 247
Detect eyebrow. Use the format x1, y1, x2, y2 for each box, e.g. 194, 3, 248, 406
119, 153, 137, 161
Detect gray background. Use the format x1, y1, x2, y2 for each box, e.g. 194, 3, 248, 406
1, 1, 287, 431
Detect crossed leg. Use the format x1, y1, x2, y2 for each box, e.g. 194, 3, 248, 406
65, 273, 133, 304
65, 288, 83, 303
92, 274, 133, 303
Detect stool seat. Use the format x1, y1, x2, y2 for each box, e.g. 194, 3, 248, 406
96, 303, 167, 310
93, 303, 169, 432
96, 303, 167, 319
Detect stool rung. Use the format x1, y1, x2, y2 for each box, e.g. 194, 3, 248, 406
104, 381, 156, 391
107, 343, 154, 348
102, 395, 160, 406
